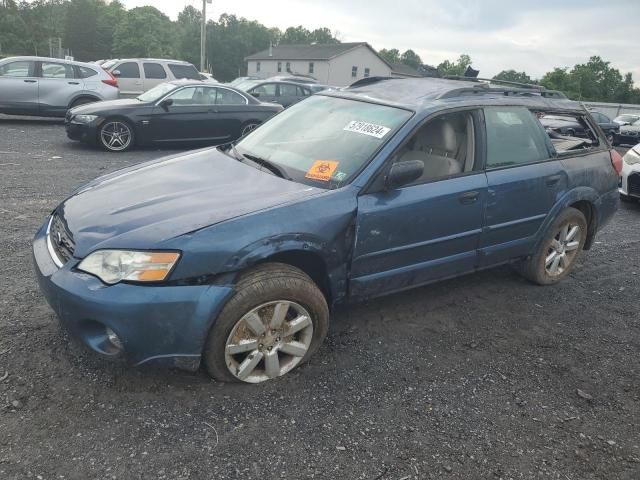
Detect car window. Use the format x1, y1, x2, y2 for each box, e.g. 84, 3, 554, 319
485, 107, 550, 168
168, 63, 200, 80
215, 88, 246, 105
143, 62, 167, 79
115, 62, 140, 79
41, 62, 74, 79
537, 111, 600, 154
166, 86, 218, 105
297, 86, 311, 96
0, 60, 36, 77
251, 83, 277, 96
279, 83, 298, 96
236, 95, 412, 189
391, 110, 477, 186
77, 66, 98, 78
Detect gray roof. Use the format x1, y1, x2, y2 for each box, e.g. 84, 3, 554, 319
245, 43, 375, 61
389, 62, 422, 78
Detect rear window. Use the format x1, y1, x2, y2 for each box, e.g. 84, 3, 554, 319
77, 66, 98, 78
144, 62, 167, 79
168, 63, 200, 80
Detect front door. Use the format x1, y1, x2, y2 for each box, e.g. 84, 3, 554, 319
479, 106, 567, 266
0, 59, 39, 114
350, 110, 487, 298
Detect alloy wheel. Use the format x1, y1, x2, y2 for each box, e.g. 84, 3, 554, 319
544, 222, 582, 276
101, 121, 132, 151
224, 300, 313, 383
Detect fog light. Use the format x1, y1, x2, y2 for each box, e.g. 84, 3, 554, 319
105, 327, 123, 350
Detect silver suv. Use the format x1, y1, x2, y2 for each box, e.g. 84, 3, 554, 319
101, 58, 203, 97
0, 56, 119, 117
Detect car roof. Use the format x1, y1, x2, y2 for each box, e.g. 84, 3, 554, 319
323, 77, 583, 113
109, 58, 192, 64
1, 55, 106, 69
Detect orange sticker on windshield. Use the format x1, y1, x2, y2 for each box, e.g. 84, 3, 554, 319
305, 160, 339, 182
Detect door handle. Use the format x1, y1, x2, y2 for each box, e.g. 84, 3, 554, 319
545, 174, 562, 186
68, 81, 80, 85
458, 190, 480, 204
23, 79, 37, 83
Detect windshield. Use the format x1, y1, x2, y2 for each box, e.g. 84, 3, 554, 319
235, 95, 412, 189
137, 83, 178, 102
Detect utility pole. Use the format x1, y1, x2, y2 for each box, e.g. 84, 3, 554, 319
201, 0, 212, 72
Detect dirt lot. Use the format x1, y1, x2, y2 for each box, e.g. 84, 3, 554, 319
0, 116, 639, 480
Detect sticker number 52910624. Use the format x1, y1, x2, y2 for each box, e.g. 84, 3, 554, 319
343, 120, 391, 139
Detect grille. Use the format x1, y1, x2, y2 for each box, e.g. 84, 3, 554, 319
629, 173, 640, 197
48, 213, 75, 265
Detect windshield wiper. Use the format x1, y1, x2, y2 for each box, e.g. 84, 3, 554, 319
228, 145, 291, 180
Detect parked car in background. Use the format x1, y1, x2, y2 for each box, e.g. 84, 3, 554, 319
237, 80, 313, 108
228, 76, 260, 87
620, 143, 640, 201
36, 77, 620, 384
613, 113, 640, 126
101, 58, 201, 97
0, 56, 118, 117
540, 112, 619, 143
199, 72, 218, 82
617, 120, 640, 146
266, 74, 318, 84
64, 80, 283, 151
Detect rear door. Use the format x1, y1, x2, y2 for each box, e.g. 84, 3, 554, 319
0, 60, 39, 114
142, 62, 168, 91
211, 87, 251, 142
479, 106, 566, 266
113, 61, 143, 97
277, 83, 301, 107
37, 61, 78, 114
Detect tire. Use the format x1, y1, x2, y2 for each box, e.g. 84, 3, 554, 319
204, 263, 329, 383
240, 121, 260, 137
98, 119, 134, 152
70, 97, 98, 109
518, 207, 588, 286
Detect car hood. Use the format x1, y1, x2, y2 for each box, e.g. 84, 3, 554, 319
70, 98, 147, 115
59, 148, 323, 257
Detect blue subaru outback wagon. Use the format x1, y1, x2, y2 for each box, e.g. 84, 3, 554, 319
33, 77, 621, 383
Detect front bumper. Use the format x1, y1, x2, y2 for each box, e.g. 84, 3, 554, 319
32, 219, 234, 370
65, 121, 98, 144
619, 155, 640, 198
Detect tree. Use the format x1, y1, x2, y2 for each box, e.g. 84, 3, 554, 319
493, 69, 534, 84
175, 5, 201, 67
437, 54, 472, 76
63, 0, 100, 61
112, 6, 175, 58
378, 48, 400, 64
400, 49, 422, 69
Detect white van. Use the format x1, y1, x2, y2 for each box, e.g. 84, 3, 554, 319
101, 58, 203, 97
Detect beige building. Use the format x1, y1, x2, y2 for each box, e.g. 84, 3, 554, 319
245, 42, 422, 86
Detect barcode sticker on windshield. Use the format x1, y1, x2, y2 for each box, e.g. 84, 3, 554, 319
343, 121, 391, 139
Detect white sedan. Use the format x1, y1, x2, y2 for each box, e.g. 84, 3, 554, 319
620, 144, 640, 200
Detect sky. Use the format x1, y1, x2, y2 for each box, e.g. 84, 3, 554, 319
118, 0, 640, 82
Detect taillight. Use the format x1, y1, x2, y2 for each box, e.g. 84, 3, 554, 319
610, 149, 623, 175
102, 69, 118, 88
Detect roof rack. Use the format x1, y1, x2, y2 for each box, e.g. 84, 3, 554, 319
444, 75, 544, 90
348, 76, 402, 88
440, 77, 567, 100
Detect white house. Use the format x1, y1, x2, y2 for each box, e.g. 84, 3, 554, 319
244, 42, 422, 86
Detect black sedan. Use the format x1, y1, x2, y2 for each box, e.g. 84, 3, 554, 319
235, 80, 313, 108
65, 80, 284, 152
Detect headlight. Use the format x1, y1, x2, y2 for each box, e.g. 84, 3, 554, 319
74, 114, 98, 123
77, 250, 180, 284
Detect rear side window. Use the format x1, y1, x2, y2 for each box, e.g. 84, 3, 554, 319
144, 62, 167, 79
251, 83, 276, 96
115, 62, 140, 79
168, 64, 200, 80
0, 60, 35, 77
297, 86, 310, 96
279, 83, 298, 96
41, 62, 74, 79
215, 88, 246, 105
484, 107, 549, 168
77, 66, 98, 78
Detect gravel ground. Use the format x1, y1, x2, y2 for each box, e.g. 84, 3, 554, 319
0, 115, 639, 480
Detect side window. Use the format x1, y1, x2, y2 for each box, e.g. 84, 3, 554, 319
77, 66, 98, 78
166, 86, 197, 105
537, 111, 600, 154
251, 83, 276, 96
279, 83, 298, 96
484, 107, 549, 168
390, 110, 477, 186
215, 88, 246, 105
143, 63, 167, 79
115, 62, 140, 79
0, 60, 35, 77
41, 62, 74, 79
168, 63, 201, 80
297, 86, 310, 96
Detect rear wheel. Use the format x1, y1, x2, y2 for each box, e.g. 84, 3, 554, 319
518, 207, 587, 285
204, 263, 329, 383
98, 119, 134, 152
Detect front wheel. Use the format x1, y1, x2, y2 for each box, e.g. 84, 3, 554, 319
98, 119, 134, 152
518, 207, 588, 285
204, 263, 329, 383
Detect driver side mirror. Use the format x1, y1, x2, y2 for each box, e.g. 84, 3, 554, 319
111, 70, 121, 77
159, 98, 173, 110
385, 160, 424, 189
